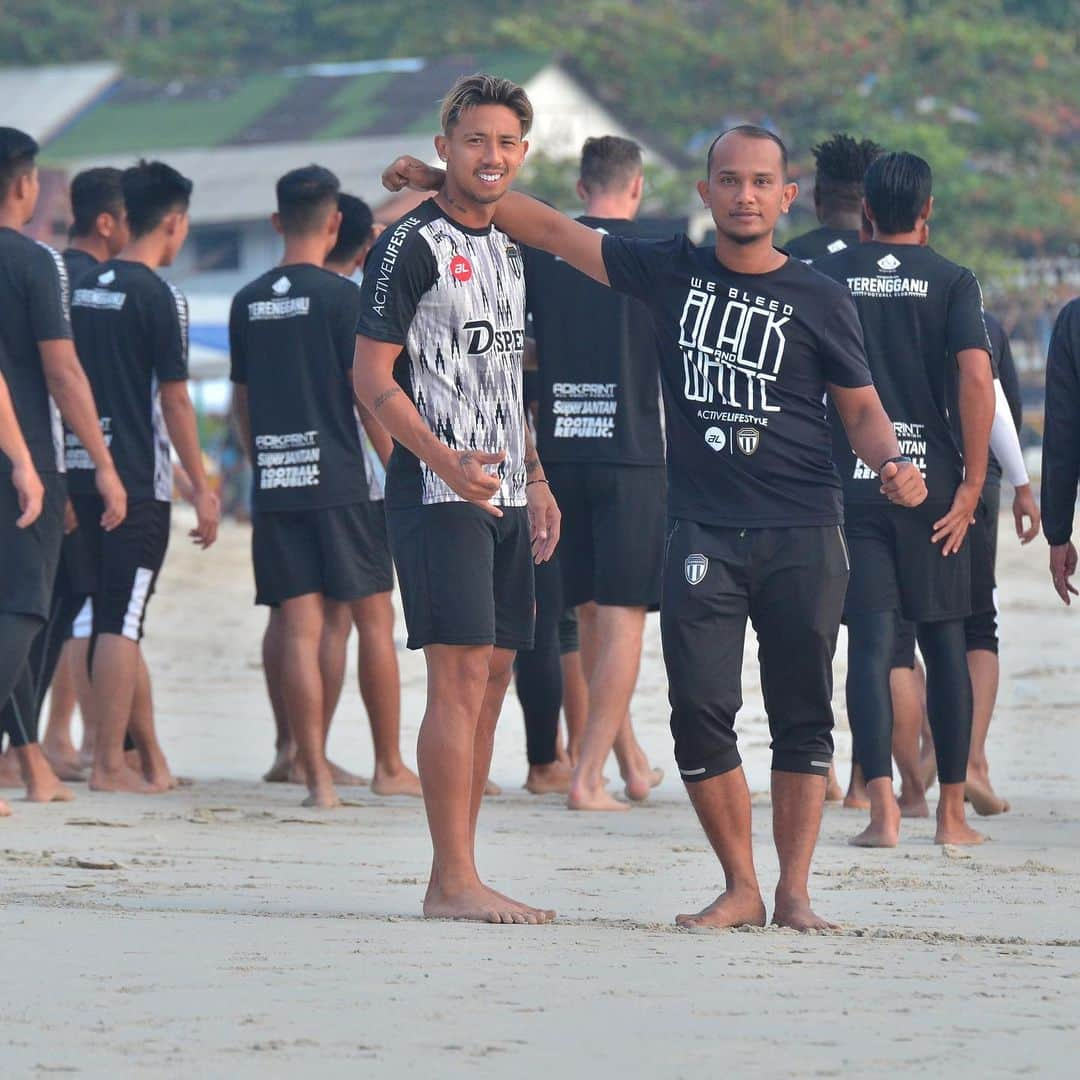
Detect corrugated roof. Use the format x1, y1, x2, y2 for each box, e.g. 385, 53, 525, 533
42, 53, 552, 160
59, 135, 437, 225
0, 62, 119, 143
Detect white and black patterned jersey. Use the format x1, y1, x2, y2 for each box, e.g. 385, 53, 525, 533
356, 199, 527, 509
0, 228, 72, 474
67, 259, 189, 502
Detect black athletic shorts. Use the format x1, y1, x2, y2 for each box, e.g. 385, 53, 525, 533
661, 519, 848, 781
545, 462, 665, 610
558, 608, 580, 655
71, 495, 170, 641
0, 472, 66, 621
844, 502, 971, 624
387, 502, 534, 652
252, 500, 393, 607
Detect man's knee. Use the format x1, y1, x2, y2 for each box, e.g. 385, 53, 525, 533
426, 644, 493, 698
486, 647, 515, 691
669, 689, 743, 783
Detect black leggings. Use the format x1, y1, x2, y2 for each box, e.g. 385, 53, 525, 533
513, 555, 562, 766
847, 612, 971, 784
0, 612, 45, 749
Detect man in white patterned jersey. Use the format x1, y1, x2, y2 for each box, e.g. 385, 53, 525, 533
66, 159, 219, 795
355, 75, 560, 924
0, 127, 127, 806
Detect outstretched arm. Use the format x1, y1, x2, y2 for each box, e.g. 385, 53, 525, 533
382, 156, 608, 284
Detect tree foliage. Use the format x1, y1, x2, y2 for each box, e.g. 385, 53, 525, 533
1, 0, 1076, 278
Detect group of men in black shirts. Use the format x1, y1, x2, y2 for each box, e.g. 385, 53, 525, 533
2, 70, 1077, 933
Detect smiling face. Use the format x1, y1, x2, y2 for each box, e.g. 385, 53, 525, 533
435, 103, 529, 208
698, 132, 798, 246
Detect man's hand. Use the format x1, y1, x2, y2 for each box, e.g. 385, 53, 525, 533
526, 480, 561, 564
1050, 541, 1078, 605
188, 487, 220, 549
932, 481, 981, 556
94, 465, 127, 531
10, 460, 44, 528
879, 460, 927, 507
63, 499, 78, 535
437, 449, 505, 517
1012, 483, 1040, 544
382, 156, 445, 193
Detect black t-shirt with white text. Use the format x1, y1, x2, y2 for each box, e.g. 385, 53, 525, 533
355, 199, 527, 509
0, 228, 71, 473
524, 216, 664, 465
818, 241, 991, 506
785, 226, 860, 265
62, 247, 98, 288
230, 264, 370, 512
67, 259, 188, 501
601, 234, 872, 528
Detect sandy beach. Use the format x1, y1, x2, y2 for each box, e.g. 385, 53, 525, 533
2, 506, 1078, 1078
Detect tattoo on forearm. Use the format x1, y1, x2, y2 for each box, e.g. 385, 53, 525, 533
373, 387, 403, 411
525, 454, 541, 476
460, 452, 476, 468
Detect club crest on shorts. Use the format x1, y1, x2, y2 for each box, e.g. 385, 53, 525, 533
684, 553, 708, 585
736, 427, 760, 456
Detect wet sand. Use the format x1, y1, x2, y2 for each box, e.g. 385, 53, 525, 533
2, 509, 1078, 1077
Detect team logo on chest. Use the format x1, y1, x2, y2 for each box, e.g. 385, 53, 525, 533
684, 554, 709, 586
449, 255, 473, 283
736, 427, 760, 456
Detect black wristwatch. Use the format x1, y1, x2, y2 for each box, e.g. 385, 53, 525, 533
879, 455, 913, 471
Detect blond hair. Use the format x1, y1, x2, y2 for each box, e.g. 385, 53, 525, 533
440, 73, 533, 137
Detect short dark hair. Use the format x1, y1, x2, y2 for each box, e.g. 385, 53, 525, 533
811, 133, 883, 213
69, 167, 125, 238
864, 151, 933, 234
0, 126, 39, 201
327, 193, 374, 264
440, 73, 533, 137
706, 124, 788, 177
579, 136, 643, 195
122, 160, 193, 238
276, 165, 340, 235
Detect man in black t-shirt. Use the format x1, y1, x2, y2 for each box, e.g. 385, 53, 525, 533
67, 159, 219, 796
0, 127, 127, 807
524, 136, 664, 811
819, 151, 995, 849
30, 167, 132, 782
1042, 298, 1080, 606
785, 134, 882, 265
383, 123, 925, 930
357, 75, 560, 926
233, 170, 399, 809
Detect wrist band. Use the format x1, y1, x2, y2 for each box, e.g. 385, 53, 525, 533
526, 478, 549, 487
878, 454, 913, 472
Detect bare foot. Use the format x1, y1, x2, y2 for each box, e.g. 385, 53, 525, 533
0, 751, 21, 787
623, 765, 664, 803
843, 794, 870, 810
26, 776, 76, 803
898, 790, 930, 818
0, 798, 11, 817
302, 780, 341, 809
263, 746, 294, 783
42, 741, 86, 782
524, 760, 573, 796
825, 765, 844, 803
89, 764, 157, 794
328, 758, 368, 786
965, 772, 1010, 816
567, 780, 629, 811
424, 882, 554, 924
935, 815, 985, 845
484, 778, 502, 796
773, 891, 839, 932
675, 889, 767, 930
371, 763, 422, 797
849, 805, 901, 847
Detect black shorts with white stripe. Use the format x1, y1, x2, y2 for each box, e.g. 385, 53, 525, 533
71, 495, 170, 641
